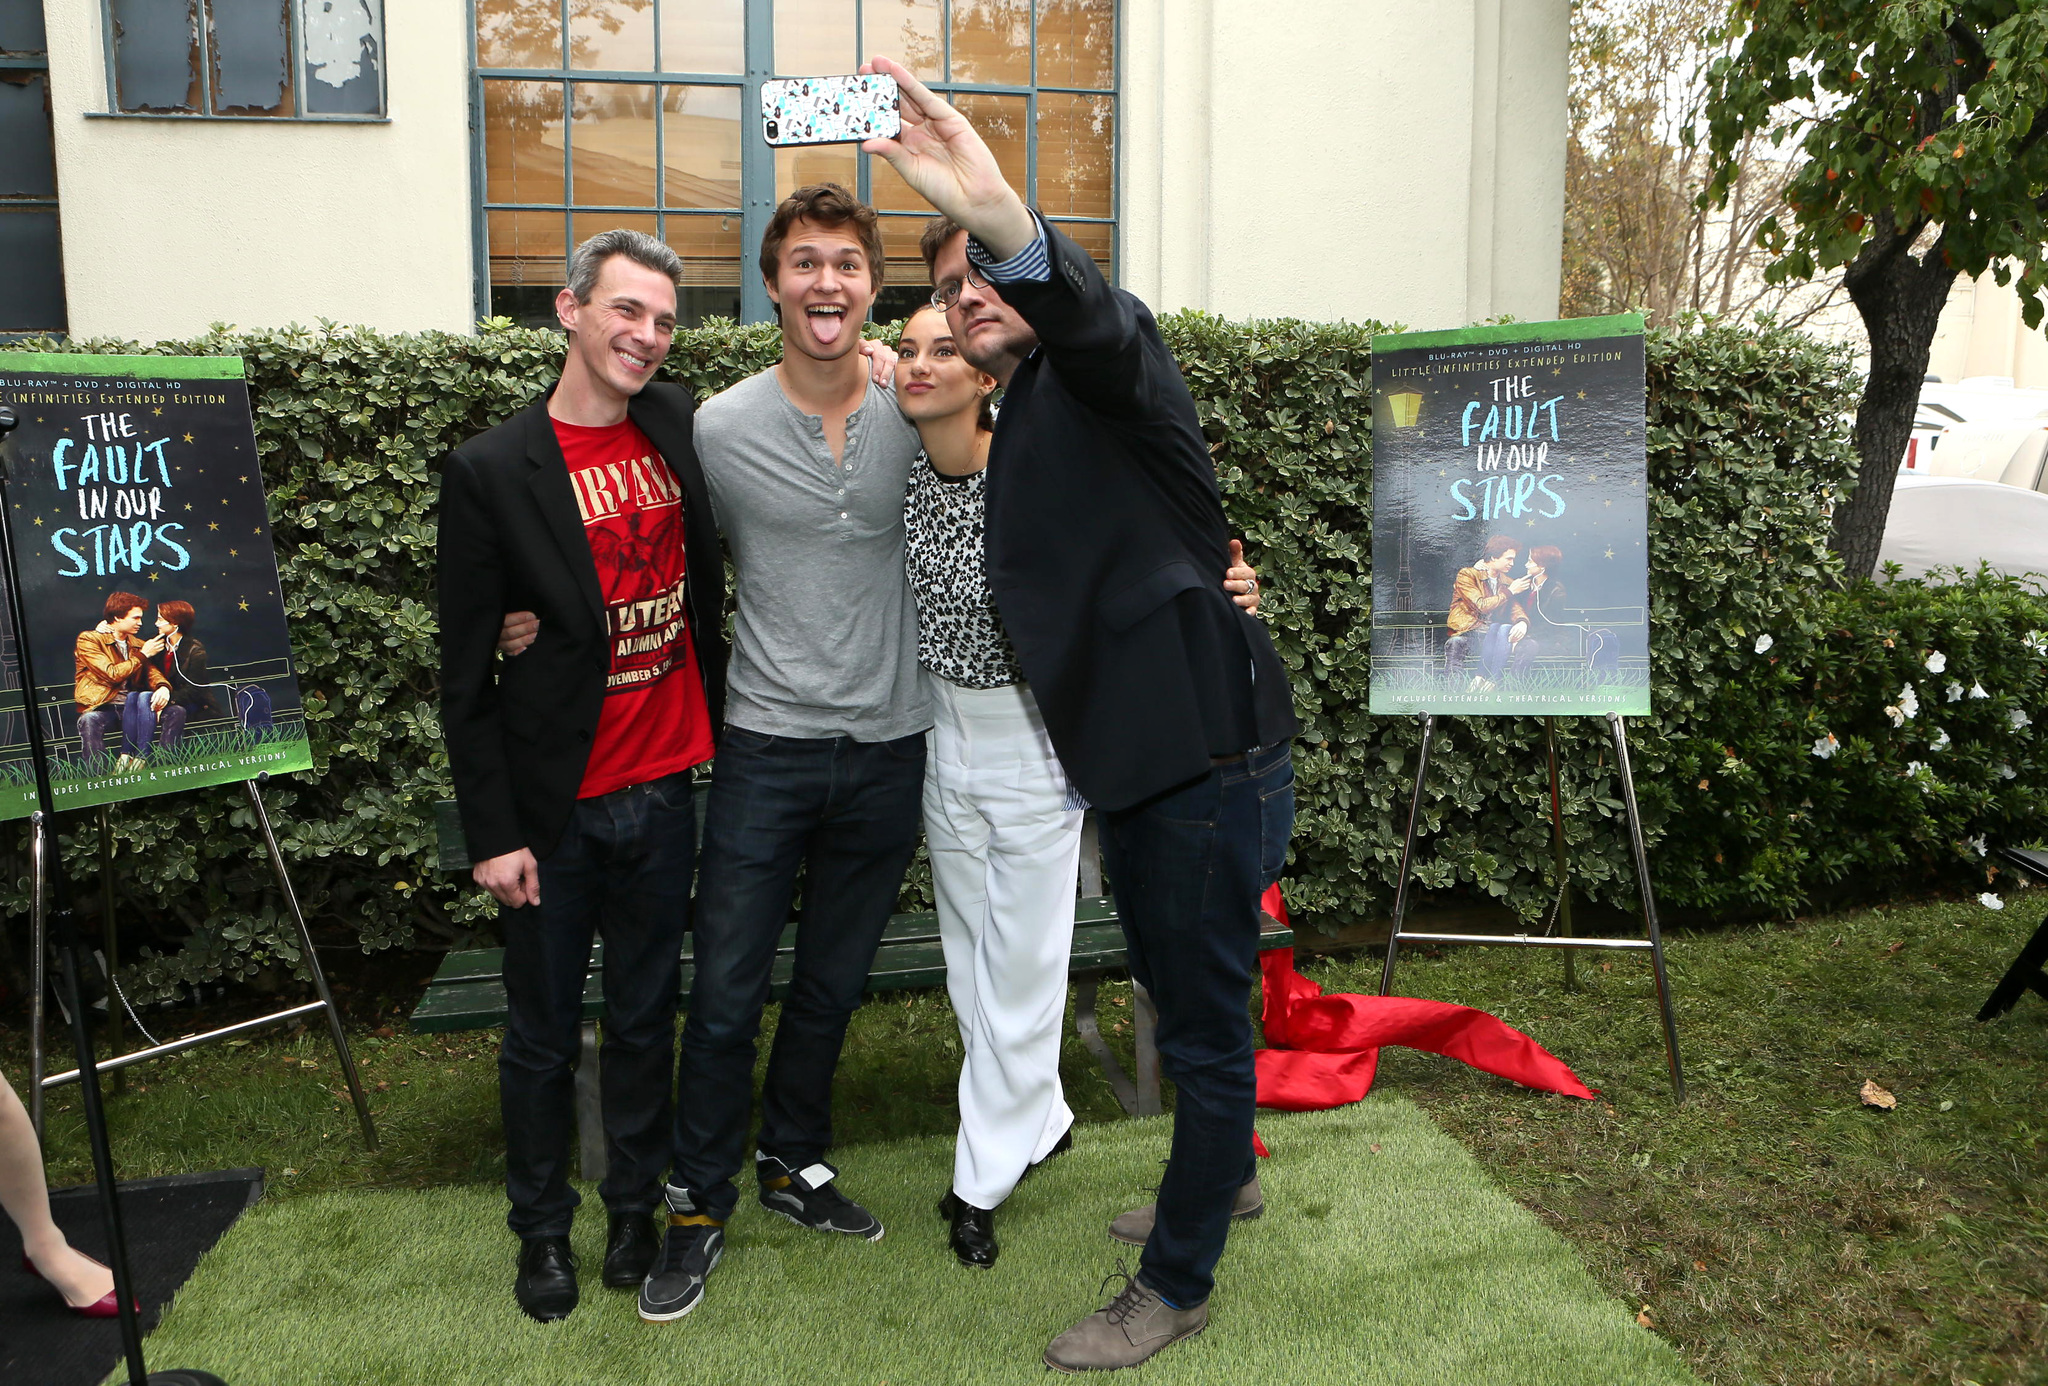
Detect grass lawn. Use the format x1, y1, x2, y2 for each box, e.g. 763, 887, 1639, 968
134, 1104, 1696, 1386
9, 890, 2047, 1383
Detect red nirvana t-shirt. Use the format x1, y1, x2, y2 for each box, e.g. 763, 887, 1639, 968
552, 416, 715, 798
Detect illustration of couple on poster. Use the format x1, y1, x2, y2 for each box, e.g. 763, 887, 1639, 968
1441, 535, 1615, 693
72, 589, 221, 768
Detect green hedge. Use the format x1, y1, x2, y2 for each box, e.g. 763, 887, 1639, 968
0, 318, 2041, 1000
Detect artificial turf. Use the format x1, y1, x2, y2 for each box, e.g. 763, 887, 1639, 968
128, 1102, 1697, 1386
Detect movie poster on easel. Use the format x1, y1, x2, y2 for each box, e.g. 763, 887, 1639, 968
0, 355, 312, 819
1368, 313, 1651, 718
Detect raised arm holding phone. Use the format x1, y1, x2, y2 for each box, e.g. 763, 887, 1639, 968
863, 56, 1301, 1375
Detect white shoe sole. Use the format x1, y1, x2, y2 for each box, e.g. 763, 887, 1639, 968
761, 1200, 885, 1243
636, 1244, 722, 1323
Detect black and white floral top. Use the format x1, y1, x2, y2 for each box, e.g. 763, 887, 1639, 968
903, 453, 1025, 689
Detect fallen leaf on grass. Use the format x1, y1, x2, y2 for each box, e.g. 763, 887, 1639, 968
1881, 940, 1904, 957
1860, 1080, 1897, 1110
1636, 1306, 1654, 1327
1693, 1260, 1707, 1271
1369, 1143, 1382, 1154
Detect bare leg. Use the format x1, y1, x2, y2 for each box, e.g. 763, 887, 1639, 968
0, 1069, 113, 1307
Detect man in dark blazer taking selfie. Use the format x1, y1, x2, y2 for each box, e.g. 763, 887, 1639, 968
437, 230, 727, 1323
864, 57, 1300, 1374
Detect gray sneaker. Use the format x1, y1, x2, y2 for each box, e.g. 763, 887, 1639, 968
1108, 1175, 1263, 1246
1043, 1268, 1208, 1373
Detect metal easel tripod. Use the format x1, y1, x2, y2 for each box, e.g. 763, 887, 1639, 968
1377, 710, 1686, 1101
0, 404, 227, 1386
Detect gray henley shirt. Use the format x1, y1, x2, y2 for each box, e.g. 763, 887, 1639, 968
695, 367, 930, 741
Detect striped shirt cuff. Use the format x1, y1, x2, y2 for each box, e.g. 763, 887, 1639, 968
966, 227, 1053, 283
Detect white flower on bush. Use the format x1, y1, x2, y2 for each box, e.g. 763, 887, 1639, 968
2000, 763, 2018, 779
1967, 835, 1987, 857
1980, 893, 2005, 910
1930, 728, 1951, 752
1925, 650, 1947, 673
1811, 733, 1839, 759
2025, 630, 2048, 655
2014, 708, 2033, 730
1947, 681, 1965, 703
1886, 683, 1920, 727
1905, 761, 1930, 786
1970, 681, 1990, 699
1754, 633, 1774, 654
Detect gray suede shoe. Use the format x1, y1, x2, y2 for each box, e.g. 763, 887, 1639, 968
1107, 1175, 1263, 1246
1043, 1270, 1207, 1373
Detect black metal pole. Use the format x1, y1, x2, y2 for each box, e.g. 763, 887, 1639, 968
0, 406, 226, 1386
1379, 712, 1437, 997
244, 774, 377, 1149
101, 806, 125, 1092
1607, 713, 1685, 1102
1546, 717, 1576, 990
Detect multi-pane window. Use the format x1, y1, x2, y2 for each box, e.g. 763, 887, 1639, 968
1, 6, 65, 335
103, 0, 386, 118
475, 0, 1116, 328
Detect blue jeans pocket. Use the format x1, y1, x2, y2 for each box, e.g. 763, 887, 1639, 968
1257, 757, 1296, 885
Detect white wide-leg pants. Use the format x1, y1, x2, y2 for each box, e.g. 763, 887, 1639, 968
923, 674, 1084, 1210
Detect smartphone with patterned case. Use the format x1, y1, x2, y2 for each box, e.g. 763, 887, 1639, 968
761, 73, 902, 147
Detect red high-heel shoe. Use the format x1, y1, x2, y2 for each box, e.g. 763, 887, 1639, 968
20, 1249, 134, 1318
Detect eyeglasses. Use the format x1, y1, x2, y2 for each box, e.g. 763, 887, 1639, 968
929, 266, 991, 311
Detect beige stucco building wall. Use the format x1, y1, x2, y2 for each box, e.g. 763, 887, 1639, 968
1120, 0, 1569, 330
1926, 269, 2048, 389
42, 0, 474, 341
37, 1, 1567, 339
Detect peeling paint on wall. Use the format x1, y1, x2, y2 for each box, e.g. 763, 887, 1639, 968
300, 0, 382, 114
211, 0, 291, 114
302, 0, 380, 88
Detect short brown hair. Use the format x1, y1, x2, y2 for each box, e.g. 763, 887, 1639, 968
1529, 545, 1562, 568
157, 599, 196, 634
1481, 535, 1518, 560
759, 183, 886, 292
104, 591, 145, 622
919, 216, 966, 279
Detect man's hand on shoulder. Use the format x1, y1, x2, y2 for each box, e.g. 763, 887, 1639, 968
499, 611, 539, 657
475, 848, 541, 909
1225, 539, 1263, 615
857, 337, 897, 390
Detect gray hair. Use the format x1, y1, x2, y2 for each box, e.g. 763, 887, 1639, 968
566, 229, 684, 303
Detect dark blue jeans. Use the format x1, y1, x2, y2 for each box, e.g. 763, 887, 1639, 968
674, 726, 926, 1220
1100, 742, 1295, 1307
498, 771, 696, 1239
77, 693, 155, 761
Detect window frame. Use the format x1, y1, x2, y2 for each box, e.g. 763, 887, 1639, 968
95, 0, 390, 123
467, 0, 1120, 327
0, 31, 68, 339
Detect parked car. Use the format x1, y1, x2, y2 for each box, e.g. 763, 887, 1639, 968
1879, 474, 2048, 583
1902, 378, 2048, 475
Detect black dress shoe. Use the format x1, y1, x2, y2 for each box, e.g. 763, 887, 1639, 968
514, 1235, 579, 1322
937, 1190, 999, 1269
602, 1211, 659, 1288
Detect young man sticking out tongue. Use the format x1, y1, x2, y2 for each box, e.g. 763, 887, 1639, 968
632, 183, 930, 1323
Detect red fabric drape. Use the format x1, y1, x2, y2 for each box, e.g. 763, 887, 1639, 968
1253, 883, 1595, 1111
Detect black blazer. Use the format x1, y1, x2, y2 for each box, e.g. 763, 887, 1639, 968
437, 382, 727, 863
983, 218, 1299, 810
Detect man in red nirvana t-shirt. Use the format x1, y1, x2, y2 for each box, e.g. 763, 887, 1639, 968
437, 230, 726, 1324
558, 416, 715, 794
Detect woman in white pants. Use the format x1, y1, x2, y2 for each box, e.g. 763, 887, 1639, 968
894, 306, 1261, 1269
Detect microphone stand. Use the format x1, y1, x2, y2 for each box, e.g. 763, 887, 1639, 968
0, 405, 225, 1386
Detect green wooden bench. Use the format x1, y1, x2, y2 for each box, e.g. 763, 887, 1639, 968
419, 792, 1293, 1179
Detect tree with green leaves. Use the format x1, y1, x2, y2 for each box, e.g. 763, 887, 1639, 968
1697, 0, 2048, 581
